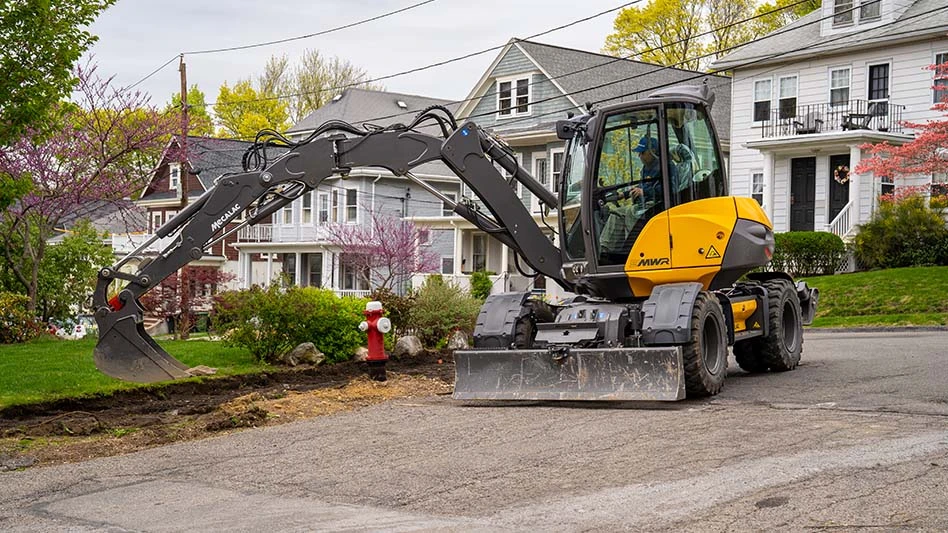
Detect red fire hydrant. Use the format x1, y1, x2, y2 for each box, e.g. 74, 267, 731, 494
359, 301, 391, 381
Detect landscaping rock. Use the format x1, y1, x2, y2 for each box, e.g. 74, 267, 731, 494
447, 330, 470, 350
186, 365, 218, 376
283, 342, 325, 366
393, 335, 424, 358
353, 346, 369, 362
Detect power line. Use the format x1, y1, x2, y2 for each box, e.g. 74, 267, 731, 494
127, 54, 179, 90
196, 0, 644, 109
184, 0, 439, 55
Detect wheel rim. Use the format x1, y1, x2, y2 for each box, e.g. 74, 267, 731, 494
701, 314, 724, 375
781, 300, 800, 352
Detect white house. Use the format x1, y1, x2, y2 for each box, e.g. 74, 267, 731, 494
711, 0, 948, 238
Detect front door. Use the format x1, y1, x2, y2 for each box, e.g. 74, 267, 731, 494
790, 157, 816, 231
829, 154, 850, 223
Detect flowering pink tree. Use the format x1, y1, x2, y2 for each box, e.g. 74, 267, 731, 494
856, 60, 948, 194
139, 266, 235, 339
0, 61, 177, 312
325, 206, 440, 293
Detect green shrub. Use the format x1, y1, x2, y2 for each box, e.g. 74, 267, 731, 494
770, 231, 846, 276
853, 194, 948, 270
369, 287, 414, 333
410, 276, 482, 347
213, 285, 367, 363
0, 292, 42, 344
469, 270, 494, 300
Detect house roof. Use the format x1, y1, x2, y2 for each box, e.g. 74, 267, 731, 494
459, 39, 732, 143
711, 0, 948, 71
287, 88, 459, 134
287, 88, 461, 178
49, 199, 148, 244
142, 136, 254, 201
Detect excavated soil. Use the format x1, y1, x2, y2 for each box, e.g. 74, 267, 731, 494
0, 351, 454, 470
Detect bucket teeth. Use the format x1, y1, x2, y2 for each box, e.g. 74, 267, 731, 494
93, 305, 191, 383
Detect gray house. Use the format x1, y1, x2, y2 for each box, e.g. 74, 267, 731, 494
232, 88, 462, 295
410, 39, 732, 301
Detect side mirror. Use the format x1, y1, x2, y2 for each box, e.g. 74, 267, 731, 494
556, 120, 574, 140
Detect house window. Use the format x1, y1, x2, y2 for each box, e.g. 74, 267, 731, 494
301, 192, 313, 224
534, 155, 549, 188
778, 75, 798, 119
472, 233, 487, 272
151, 212, 163, 233
441, 192, 456, 217
169, 163, 181, 191
860, 0, 881, 21
342, 263, 369, 291
345, 188, 358, 223
934, 52, 948, 104
551, 148, 564, 193
751, 172, 764, 206
868, 64, 889, 101
281, 204, 293, 225
497, 76, 530, 117
834, 0, 854, 26
830, 68, 851, 106
418, 228, 431, 245
331, 190, 340, 222
495, 153, 523, 196
880, 175, 894, 197
441, 257, 454, 275
753, 79, 772, 122
318, 192, 329, 224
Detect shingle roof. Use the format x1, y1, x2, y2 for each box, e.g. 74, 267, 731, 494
515, 40, 732, 141
287, 88, 459, 134
50, 199, 148, 244
186, 136, 255, 189
711, 0, 948, 71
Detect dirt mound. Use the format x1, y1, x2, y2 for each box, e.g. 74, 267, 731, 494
0, 351, 453, 470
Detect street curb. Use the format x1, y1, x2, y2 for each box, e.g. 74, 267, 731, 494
805, 326, 948, 333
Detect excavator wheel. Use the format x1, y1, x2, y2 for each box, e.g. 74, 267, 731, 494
512, 299, 554, 348
682, 291, 728, 397
734, 279, 803, 372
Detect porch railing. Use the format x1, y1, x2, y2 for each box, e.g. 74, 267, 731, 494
336, 289, 371, 298
237, 224, 273, 242
760, 100, 905, 139
825, 200, 855, 238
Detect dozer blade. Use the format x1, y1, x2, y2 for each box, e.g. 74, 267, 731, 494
94, 309, 191, 383
453, 347, 685, 401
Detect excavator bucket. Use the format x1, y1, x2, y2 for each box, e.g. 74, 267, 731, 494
453, 347, 685, 401
93, 302, 192, 383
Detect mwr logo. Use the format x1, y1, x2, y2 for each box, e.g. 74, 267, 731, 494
211, 203, 242, 232
637, 257, 670, 267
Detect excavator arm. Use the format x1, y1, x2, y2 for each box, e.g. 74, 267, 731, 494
93, 111, 570, 382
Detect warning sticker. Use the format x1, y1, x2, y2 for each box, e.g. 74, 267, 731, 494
705, 245, 721, 259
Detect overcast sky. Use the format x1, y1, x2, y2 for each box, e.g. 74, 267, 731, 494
88, 0, 624, 111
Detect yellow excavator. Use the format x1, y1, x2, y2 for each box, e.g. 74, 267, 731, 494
92, 85, 818, 401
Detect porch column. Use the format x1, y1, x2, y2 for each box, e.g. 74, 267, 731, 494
245, 252, 253, 289
265, 253, 273, 288
295, 251, 303, 286
763, 151, 775, 221
453, 226, 463, 276
500, 244, 509, 292
849, 144, 863, 225
237, 251, 249, 289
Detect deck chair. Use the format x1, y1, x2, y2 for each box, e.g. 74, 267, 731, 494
843, 102, 883, 131
793, 111, 823, 134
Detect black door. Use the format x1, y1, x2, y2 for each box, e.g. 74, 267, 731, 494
790, 157, 816, 231
829, 154, 850, 222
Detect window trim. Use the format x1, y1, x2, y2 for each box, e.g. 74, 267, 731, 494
828, 66, 852, 107
168, 162, 181, 191
859, 0, 881, 22
934, 51, 948, 104
751, 171, 764, 207
301, 191, 313, 224
345, 187, 358, 224
318, 191, 330, 224
777, 74, 799, 120
495, 74, 532, 119
752, 77, 773, 124
550, 147, 565, 194
833, 0, 854, 27
866, 61, 891, 103
441, 191, 456, 217
151, 211, 163, 233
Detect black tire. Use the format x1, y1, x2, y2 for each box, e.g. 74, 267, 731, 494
682, 291, 728, 397
513, 299, 552, 349
734, 279, 803, 373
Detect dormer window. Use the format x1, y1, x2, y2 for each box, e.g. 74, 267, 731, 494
833, 0, 854, 26
169, 163, 181, 191
860, 0, 881, 21
497, 75, 530, 118
396, 100, 408, 109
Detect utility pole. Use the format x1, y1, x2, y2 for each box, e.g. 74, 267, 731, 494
178, 54, 191, 340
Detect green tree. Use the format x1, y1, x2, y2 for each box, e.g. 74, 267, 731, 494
214, 79, 290, 139
604, 0, 818, 72
166, 84, 214, 137
38, 219, 113, 321
259, 50, 383, 123
0, 0, 116, 209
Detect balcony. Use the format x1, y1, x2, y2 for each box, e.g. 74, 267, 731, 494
759, 100, 905, 139
111, 233, 179, 255
237, 224, 273, 242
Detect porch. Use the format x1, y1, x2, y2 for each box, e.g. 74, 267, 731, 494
758, 100, 906, 139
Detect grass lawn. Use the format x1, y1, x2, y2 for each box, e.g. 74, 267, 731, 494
0, 335, 268, 409
801, 266, 948, 328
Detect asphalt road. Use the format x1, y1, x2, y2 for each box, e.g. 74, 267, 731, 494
2, 329, 948, 532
